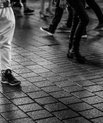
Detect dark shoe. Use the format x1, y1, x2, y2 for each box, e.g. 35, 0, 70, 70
75, 53, 86, 64
1, 69, 21, 86
67, 50, 86, 64
40, 27, 54, 35
95, 23, 103, 29
24, 8, 34, 15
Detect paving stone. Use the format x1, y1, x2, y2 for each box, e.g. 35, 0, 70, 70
36, 117, 62, 123
3, 92, 27, 99
0, 115, 8, 123
44, 102, 68, 112
71, 90, 95, 99
59, 96, 82, 105
75, 80, 96, 87
95, 91, 103, 98
0, 104, 19, 113
82, 96, 103, 104
63, 117, 91, 123
0, 97, 11, 105
10, 118, 35, 123
69, 102, 93, 112
19, 103, 43, 112
1, 110, 27, 120
91, 117, 103, 123
20, 72, 38, 78
34, 80, 54, 87
55, 80, 76, 88
27, 110, 53, 120
50, 90, 71, 98
11, 97, 34, 105
84, 85, 103, 92
26, 76, 47, 83
53, 109, 79, 120
22, 85, 40, 93
41, 85, 62, 93
63, 85, 84, 93
27, 91, 49, 99
79, 108, 103, 119
35, 96, 58, 105
93, 103, 103, 111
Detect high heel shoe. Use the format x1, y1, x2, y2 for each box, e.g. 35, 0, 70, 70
39, 11, 49, 19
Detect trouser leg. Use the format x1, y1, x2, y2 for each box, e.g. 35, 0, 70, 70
86, 0, 103, 23
49, 0, 64, 32
0, 8, 15, 70
68, 0, 89, 53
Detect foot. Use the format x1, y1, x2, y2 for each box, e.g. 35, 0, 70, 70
1, 69, 21, 86
24, 8, 34, 15
67, 50, 86, 64
40, 27, 54, 35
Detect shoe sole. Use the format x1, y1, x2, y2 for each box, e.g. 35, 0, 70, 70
40, 27, 53, 36
1, 81, 21, 86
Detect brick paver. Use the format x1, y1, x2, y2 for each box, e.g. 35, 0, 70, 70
0, 0, 103, 122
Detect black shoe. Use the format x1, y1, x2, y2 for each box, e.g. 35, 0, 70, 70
67, 50, 86, 64
1, 69, 21, 86
75, 53, 86, 64
24, 8, 34, 15
40, 27, 54, 35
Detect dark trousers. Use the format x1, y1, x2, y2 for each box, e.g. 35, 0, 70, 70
68, 0, 89, 53
86, 0, 103, 23
49, 0, 73, 33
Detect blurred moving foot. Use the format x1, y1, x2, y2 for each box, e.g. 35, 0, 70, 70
40, 27, 54, 35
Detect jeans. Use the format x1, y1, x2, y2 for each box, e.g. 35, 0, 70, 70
67, 0, 89, 53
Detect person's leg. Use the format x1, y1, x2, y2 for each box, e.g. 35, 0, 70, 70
86, 0, 103, 28
66, 4, 73, 28
21, 0, 34, 14
46, 0, 53, 15
0, 6, 21, 86
67, 0, 89, 63
40, 0, 64, 34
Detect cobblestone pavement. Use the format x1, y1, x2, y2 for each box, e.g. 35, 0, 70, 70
0, 0, 103, 123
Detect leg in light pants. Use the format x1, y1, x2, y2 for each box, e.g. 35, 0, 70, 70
0, 7, 15, 70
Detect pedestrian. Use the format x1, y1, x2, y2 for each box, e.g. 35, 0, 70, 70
0, 0, 21, 86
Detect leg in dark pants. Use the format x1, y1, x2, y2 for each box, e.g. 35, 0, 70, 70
86, 0, 103, 28
67, 0, 89, 63
66, 4, 73, 28
40, 0, 64, 34
86, 0, 103, 24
